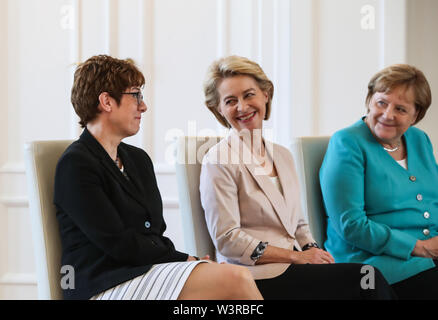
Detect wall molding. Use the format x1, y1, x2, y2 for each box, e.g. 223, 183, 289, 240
0, 196, 179, 210
0, 196, 28, 207
69, 0, 82, 139
0, 162, 175, 175
0, 161, 178, 209
154, 163, 176, 175
216, 0, 229, 57
140, 0, 155, 157
0, 273, 37, 286
163, 198, 179, 209
105, 0, 119, 56
0, 162, 25, 174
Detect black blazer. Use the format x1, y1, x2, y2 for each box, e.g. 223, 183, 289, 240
54, 128, 188, 300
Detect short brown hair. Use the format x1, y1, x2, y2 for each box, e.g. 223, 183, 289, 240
71, 55, 145, 127
203, 56, 274, 128
366, 64, 432, 124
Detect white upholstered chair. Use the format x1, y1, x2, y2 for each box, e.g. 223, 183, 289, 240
24, 140, 72, 300
175, 136, 221, 259
290, 136, 330, 249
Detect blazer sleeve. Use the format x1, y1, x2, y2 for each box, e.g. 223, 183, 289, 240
200, 161, 261, 266
295, 217, 315, 249
54, 151, 188, 266
319, 131, 417, 260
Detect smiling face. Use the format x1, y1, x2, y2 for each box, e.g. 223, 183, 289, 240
217, 75, 268, 133
366, 85, 418, 145
110, 87, 147, 138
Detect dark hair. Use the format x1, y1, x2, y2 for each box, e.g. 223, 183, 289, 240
71, 55, 145, 127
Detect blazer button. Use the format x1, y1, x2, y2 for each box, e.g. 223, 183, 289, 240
409, 175, 416, 182
145, 221, 151, 229
416, 194, 423, 201
423, 229, 430, 236
424, 211, 430, 219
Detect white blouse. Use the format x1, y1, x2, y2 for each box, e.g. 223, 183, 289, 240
269, 176, 284, 195
396, 158, 407, 170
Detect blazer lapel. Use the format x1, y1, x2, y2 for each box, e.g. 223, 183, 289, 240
226, 131, 289, 225
271, 144, 295, 212
80, 129, 150, 210
107, 152, 153, 212
116, 145, 150, 205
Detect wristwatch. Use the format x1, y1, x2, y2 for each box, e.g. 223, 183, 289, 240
250, 241, 268, 261
302, 242, 319, 251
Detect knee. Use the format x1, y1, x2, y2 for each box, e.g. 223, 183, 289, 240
223, 265, 252, 283
234, 265, 253, 283
221, 265, 255, 296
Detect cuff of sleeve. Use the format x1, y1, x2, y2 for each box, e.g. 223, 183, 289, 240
295, 225, 316, 249
297, 236, 317, 250
241, 238, 263, 266
384, 229, 417, 260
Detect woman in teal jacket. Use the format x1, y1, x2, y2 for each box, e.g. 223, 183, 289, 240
320, 64, 438, 299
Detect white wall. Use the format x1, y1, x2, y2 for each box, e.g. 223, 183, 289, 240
0, 0, 436, 299
406, 0, 438, 155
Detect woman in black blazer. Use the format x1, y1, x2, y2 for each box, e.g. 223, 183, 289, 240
54, 55, 262, 300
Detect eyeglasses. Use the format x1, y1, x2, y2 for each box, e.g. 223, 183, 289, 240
121, 91, 144, 106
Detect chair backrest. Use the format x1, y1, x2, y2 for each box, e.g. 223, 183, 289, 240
290, 136, 330, 248
175, 136, 221, 259
24, 140, 72, 300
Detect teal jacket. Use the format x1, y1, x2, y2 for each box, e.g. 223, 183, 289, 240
320, 119, 438, 284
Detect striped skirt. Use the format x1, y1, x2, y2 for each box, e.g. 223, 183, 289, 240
90, 260, 207, 300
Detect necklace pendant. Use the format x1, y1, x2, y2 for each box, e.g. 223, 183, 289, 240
114, 155, 121, 168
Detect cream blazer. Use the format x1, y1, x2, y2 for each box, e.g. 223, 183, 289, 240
200, 130, 315, 280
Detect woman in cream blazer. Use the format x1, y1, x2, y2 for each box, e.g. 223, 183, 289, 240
201, 129, 315, 280
199, 55, 396, 300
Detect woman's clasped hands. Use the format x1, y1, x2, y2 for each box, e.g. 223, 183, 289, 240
291, 248, 335, 265
412, 236, 438, 259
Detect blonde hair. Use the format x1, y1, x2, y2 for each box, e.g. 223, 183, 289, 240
366, 64, 431, 124
203, 56, 274, 128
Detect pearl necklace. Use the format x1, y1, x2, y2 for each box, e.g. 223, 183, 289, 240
383, 144, 400, 152
364, 116, 401, 153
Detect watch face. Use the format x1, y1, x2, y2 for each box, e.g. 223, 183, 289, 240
251, 242, 268, 261
303, 242, 319, 251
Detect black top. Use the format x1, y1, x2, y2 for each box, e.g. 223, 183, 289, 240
54, 128, 188, 299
